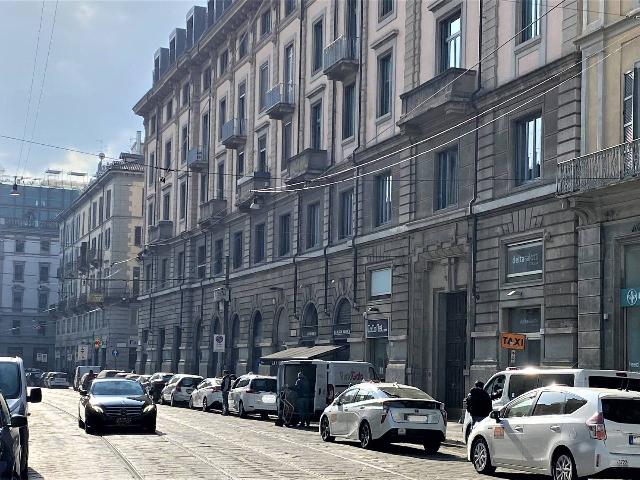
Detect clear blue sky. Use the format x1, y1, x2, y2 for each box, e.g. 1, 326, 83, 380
0, 0, 204, 180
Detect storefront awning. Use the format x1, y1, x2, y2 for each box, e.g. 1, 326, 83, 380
260, 345, 346, 365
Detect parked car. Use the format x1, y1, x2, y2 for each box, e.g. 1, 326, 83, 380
468, 385, 640, 479
73, 366, 102, 390
189, 378, 223, 411
319, 382, 446, 453
462, 367, 640, 443
0, 391, 28, 479
137, 375, 152, 393
126, 374, 140, 381
148, 372, 174, 403
114, 372, 130, 378
96, 369, 124, 379
0, 356, 42, 478
45, 372, 69, 389
161, 374, 203, 407
228, 375, 277, 418
78, 379, 156, 434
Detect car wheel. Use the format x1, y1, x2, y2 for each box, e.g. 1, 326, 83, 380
238, 401, 247, 418
202, 398, 208, 412
471, 437, 496, 475
320, 416, 335, 442
423, 440, 441, 454
188, 397, 194, 409
84, 419, 95, 435
552, 450, 578, 480
359, 421, 374, 449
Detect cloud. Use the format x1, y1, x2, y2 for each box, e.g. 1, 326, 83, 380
49, 150, 99, 177
74, 3, 97, 28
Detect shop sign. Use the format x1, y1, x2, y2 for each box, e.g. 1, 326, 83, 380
366, 318, 389, 338
506, 241, 543, 279
332, 325, 351, 339
621, 288, 640, 307
500, 332, 526, 351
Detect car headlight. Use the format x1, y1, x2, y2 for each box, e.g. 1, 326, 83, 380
143, 404, 156, 413
91, 405, 104, 414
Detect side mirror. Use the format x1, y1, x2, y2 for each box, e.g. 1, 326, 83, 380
490, 410, 501, 422
11, 415, 28, 429
27, 388, 42, 403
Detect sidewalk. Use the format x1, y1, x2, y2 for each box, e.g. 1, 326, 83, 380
445, 422, 465, 446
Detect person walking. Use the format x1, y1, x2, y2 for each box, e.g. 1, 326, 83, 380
293, 372, 310, 427
466, 381, 492, 429
221, 370, 232, 416
80, 369, 97, 392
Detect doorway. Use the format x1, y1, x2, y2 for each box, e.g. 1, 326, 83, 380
443, 291, 467, 410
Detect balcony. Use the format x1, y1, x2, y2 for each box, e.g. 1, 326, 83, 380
264, 84, 295, 120
323, 36, 359, 81
557, 139, 640, 195
198, 198, 228, 227
283, 149, 329, 184
186, 145, 209, 170
148, 220, 174, 244
236, 171, 271, 209
398, 68, 476, 134
221, 118, 246, 148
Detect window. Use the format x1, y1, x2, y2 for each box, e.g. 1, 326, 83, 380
161, 192, 170, 221
91, 202, 97, 228
484, 375, 506, 399
283, 120, 293, 164
370, 267, 392, 297
441, 12, 461, 71
164, 140, 172, 169
218, 98, 227, 140
214, 239, 224, 274
172, 252, 183, 282
145, 263, 153, 291
260, 9, 271, 37
339, 189, 353, 239
515, 114, 542, 185
179, 183, 187, 220
203, 67, 211, 91
379, 0, 394, 20
219, 50, 229, 75
237, 148, 245, 176
11, 319, 20, 334
238, 82, 246, 122
307, 203, 320, 249
39, 264, 50, 283
105, 228, 111, 249
12, 291, 23, 312
342, 83, 356, 139
254, 223, 266, 263
134, 226, 142, 247
624, 70, 636, 143
239, 33, 248, 59
106, 190, 112, 218
197, 245, 206, 279
377, 53, 392, 117
166, 100, 173, 122
258, 134, 268, 172
38, 292, 48, 312
504, 393, 535, 418
233, 231, 243, 269
148, 153, 155, 186
13, 263, 24, 282
436, 149, 458, 209
181, 125, 189, 164
200, 173, 208, 203
509, 308, 542, 367
259, 63, 269, 111
375, 172, 392, 226
14, 240, 25, 253
346, 0, 358, 37
279, 213, 291, 256
312, 19, 323, 73
564, 393, 588, 415
532, 391, 565, 416
521, 0, 541, 43
161, 258, 168, 287
147, 202, 155, 226
284, 0, 295, 16
40, 240, 50, 253
284, 44, 294, 86
217, 162, 224, 200
311, 101, 322, 150
202, 113, 210, 148
150, 114, 157, 135
182, 83, 190, 107
506, 239, 543, 281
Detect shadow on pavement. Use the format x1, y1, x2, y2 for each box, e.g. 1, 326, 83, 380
28, 467, 44, 479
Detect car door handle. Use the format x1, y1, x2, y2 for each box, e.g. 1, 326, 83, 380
550, 425, 561, 433
513, 425, 524, 433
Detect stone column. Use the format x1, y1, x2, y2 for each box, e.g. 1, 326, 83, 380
577, 224, 602, 368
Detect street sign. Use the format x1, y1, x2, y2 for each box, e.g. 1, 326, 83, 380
41, 353, 48, 363
213, 335, 225, 352
94, 337, 102, 349
77, 345, 89, 361
500, 332, 526, 351
112, 349, 119, 357
621, 288, 640, 307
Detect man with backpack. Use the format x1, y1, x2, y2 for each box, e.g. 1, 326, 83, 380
466, 380, 492, 428
221, 370, 232, 416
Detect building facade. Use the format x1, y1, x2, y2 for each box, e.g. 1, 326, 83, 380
0, 180, 78, 369
54, 152, 145, 373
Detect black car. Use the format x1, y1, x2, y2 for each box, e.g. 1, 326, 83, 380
0, 391, 28, 479
78, 379, 156, 434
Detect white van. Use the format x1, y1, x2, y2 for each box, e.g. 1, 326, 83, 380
462, 367, 640, 443
73, 365, 102, 391
276, 360, 378, 419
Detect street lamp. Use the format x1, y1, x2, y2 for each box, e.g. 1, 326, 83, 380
9, 176, 19, 196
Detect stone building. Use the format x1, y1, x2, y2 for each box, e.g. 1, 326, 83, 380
54, 149, 145, 372
0, 179, 78, 369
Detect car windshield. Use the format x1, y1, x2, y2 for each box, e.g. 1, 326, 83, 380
54, 373, 67, 378
378, 386, 433, 400
0, 362, 20, 399
91, 381, 144, 396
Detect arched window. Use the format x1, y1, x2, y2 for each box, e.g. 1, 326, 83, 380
251, 312, 263, 373
301, 303, 318, 345
275, 308, 289, 352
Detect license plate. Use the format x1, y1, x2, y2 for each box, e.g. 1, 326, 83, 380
116, 417, 131, 425
629, 435, 640, 445
262, 394, 276, 404
398, 428, 407, 435
406, 414, 428, 422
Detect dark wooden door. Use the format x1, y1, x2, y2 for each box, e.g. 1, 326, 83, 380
445, 291, 467, 409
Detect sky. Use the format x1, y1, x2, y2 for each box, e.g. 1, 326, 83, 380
0, 0, 205, 182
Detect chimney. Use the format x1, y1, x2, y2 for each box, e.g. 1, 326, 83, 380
136, 131, 142, 154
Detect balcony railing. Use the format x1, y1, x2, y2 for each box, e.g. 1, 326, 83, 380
323, 36, 359, 80
264, 83, 295, 120
221, 118, 246, 148
186, 145, 209, 169
283, 149, 329, 184
148, 220, 174, 244
198, 198, 228, 226
236, 171, 271, 209
0, 217, 58, 230
557, 139, 640, 194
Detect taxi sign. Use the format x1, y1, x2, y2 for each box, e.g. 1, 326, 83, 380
500, 332, 526, 351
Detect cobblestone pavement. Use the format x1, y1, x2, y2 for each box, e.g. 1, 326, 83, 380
28, 388, 545, 480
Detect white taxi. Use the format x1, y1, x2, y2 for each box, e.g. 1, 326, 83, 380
189, 378, 223, 411
468, 386, 640, 480
228, 374, 277, 418
319, 382, 447, 453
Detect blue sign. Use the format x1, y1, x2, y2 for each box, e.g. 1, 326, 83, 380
111, 349, 119, 357
621, 288, 640, 307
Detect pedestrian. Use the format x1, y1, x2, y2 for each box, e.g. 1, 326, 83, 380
221, 369, 232, 416
293, 372, 310, 427
466, 381, 492, 429
80, 369, 97, 392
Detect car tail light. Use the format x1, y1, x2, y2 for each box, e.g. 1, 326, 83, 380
381, 403, 390, 423
326, 384, 335, 405
587, 412, 606, 440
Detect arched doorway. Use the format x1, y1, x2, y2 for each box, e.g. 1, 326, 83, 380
274, 308, 289, 352
301, 303, 318, 346
251, 312, 263, 373
333, 299, 351, 361
194, 320, 204, 375
208, 317, 221, 377
229, 314, 240, 374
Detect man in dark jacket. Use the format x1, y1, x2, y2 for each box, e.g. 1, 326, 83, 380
293, 372, 310, 427
221, 370, 232, 416
466, 381, 492, 428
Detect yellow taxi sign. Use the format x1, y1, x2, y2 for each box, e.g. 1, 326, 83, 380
500, 332, 526, 351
